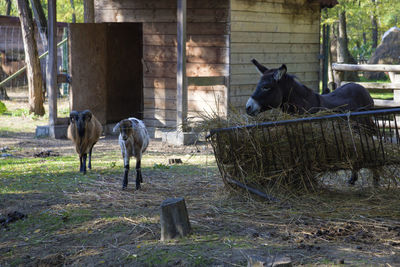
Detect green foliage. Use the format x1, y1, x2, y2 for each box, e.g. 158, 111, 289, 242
0, 101, 6, 114
322, 0, 400, 61
0, 0, 83, 23
152, 163, 171, 169
0, 1, 18, 16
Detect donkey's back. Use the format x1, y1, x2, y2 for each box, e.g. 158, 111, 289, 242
321, 83, 374, 111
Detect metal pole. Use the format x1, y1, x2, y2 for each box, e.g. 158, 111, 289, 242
47, 0, 57, 138
177, 0, 187, 131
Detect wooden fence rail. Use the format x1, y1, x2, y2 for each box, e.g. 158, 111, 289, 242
332, 63, 400, 107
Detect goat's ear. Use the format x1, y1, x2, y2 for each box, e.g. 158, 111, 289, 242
251, 59, 268, 75
112, 122, 121, 133
273, 64, 287, 81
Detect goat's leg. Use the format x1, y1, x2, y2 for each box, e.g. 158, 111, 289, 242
348, 170, 358, 185
82, 154, 88, 174
372, 168, 380, 187
88, 144, 95, 170
79, 155, 83, 172
122, 156, 130, 190
136, 159, 142, 190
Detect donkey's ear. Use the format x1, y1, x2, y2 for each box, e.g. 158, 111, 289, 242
273, 64, 287, 81
251, 59, 268, 75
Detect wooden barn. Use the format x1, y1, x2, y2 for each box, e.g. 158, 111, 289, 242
68, 0, 337, 139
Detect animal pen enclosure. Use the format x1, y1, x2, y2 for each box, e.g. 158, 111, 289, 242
333, 63, 400, 108
92, 0, 337, 138
208, 108, 400, 196
0, 16, 68, 95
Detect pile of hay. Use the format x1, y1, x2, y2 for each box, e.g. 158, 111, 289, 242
200, 109, 400, 195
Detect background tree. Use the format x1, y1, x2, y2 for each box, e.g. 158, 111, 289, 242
370, 0, 378, 49
322, 0, 400, 85
1, 0, 84, 22
16, 0, 45, 115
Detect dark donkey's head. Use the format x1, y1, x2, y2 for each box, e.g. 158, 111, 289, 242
246, 59, 288, 116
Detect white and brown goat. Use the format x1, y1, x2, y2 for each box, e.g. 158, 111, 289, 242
67, 110, 102, 174
113, 117, 150, 190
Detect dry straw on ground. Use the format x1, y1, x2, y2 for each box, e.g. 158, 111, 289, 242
200, 108, 400, 196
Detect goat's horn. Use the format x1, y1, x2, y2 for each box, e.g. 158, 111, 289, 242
112, 122, 120, 132
82, 110, 92, 121
69, 110, 78, 118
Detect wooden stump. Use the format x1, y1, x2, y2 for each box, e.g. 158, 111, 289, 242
247, 255, 292, 267
160, 197, 191, 241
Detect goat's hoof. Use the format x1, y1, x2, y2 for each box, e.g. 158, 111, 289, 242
347, 178, 355, 186
122, 185, 127, 190
136, 184, 141, 190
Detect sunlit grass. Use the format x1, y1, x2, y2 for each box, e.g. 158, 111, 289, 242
0, 95, 70, 134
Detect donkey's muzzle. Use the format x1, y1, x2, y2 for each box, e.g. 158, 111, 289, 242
246, 97, 260, 116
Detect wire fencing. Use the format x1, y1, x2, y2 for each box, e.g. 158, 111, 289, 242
0, 24, 69, 96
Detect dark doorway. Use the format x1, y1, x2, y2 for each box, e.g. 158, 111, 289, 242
69, 22, 143, 124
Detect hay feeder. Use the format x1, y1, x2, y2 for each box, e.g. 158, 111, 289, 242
207, 108, 400, 196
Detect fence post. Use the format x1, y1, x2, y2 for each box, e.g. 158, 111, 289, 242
62, 27, 68, 95
393, 73, 400, 103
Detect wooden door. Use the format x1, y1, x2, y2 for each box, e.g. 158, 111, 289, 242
69, 22, 143, 124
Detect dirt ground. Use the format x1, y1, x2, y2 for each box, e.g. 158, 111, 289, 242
1, 97, 400, 266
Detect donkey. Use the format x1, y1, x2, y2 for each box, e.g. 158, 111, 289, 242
245, 59, 377, 186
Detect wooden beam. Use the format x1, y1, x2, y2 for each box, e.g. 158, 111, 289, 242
341, 82, 400, 90
177, 0, 187, 131
47, 0, 57, 138
187, 76, 226, 86
373, 99, 400, 107
332, 63, 400, 72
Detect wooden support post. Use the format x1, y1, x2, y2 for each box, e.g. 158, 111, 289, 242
160, 197, 191, 241
84, 0, 95, 23
47, 0, 57, 138
177, 0, 187, 132
322, 9, 329, 92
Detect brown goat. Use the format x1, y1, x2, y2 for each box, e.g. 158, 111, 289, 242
0, 50, 24, 76
67, 110, 102, 174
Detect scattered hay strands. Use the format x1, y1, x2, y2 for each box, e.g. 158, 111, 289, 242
201, 108, 400, 196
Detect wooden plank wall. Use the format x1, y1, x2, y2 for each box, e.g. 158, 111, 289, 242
229, 0, 321, 111
94, 0, 229, 136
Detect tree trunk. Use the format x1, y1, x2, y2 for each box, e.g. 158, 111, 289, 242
160, 198, 191, 241
1, 0, 11, 99
371, 0, 378, 49
16, 0, 45, 116
336, 11, 358, 84
29, 0, 47, 96
330, 23, 338, 85
29, 0, 47, 40
83, 0, 95, 23
6, 0, 12, 15
70, 0, 77, 23
337, 11, 348, 64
